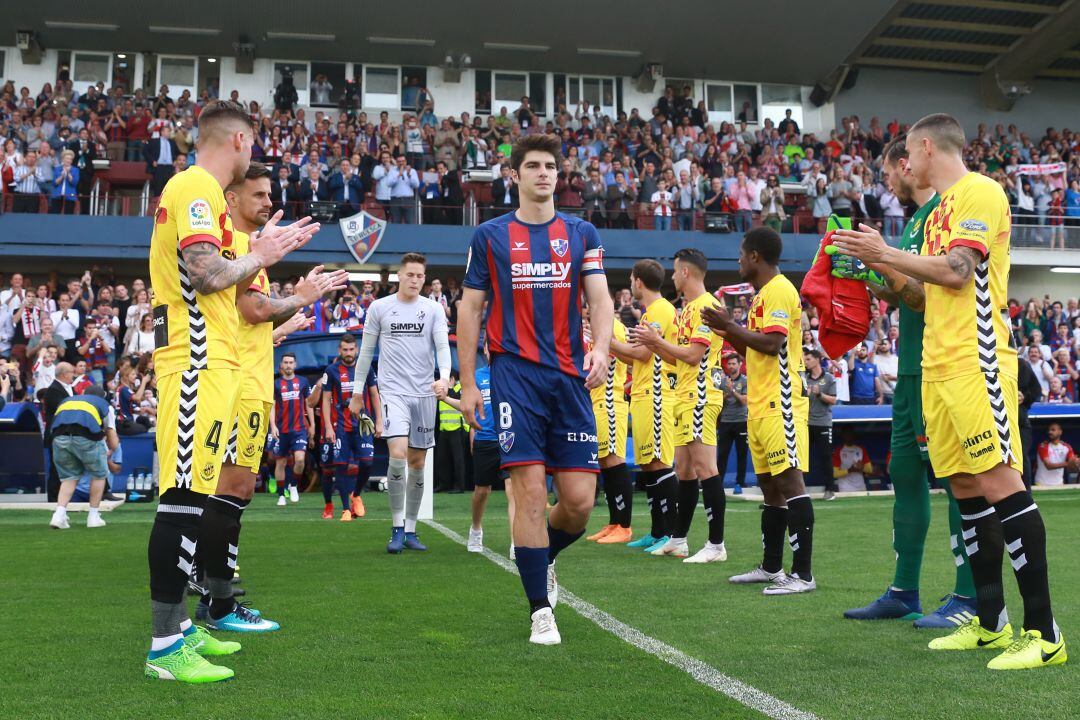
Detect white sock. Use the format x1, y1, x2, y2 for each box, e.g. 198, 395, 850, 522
88, 508, 101, 518
179, 618, 193, 633
150, 633, 183, 652
54, 505, 67, 515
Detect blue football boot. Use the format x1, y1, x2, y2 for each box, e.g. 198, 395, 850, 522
843, 588, 923, 620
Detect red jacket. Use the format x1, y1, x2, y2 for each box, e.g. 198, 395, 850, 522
800, 233, 870, 359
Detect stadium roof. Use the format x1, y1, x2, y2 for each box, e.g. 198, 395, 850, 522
4, 1, 1076, 107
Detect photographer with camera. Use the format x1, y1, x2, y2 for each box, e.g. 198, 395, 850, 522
275, 66, 299, 114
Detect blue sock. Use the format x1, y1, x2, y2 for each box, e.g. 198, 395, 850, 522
355, 462, 372, 494
514, 546, 551, 614
147, 638, 183, 660
336, 469, 356, 510
283, 465, 295, 491
548, 522, 584, 563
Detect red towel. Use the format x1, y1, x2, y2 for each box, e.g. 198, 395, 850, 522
799, 233, 871, 359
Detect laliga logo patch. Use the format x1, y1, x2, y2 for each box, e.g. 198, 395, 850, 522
499, 430, 515, 453
550, 237, 569, 257
188, 199, 213, 231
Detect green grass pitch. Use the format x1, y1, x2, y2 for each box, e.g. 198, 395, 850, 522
3, 489, 1076, 719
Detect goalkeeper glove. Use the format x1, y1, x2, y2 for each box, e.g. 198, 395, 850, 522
356, 411, 376, 436
824, 245, 884, 285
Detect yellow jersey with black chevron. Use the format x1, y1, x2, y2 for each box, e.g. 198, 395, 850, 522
629, 296, 679, 401
746, 274, 806, 420
149, 165, 240, 378
589, 318, 629, 407
921, 171, 1017, 381
232, 230, 275, 403
674, 291, 725, 406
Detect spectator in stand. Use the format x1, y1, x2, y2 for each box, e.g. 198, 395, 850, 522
77, 317, 110, 385
1050, 347, 1078, 399
123, 288, 151, 346
0, 356, 23, 404
115, 361, 152, 434
32, 345, 60, 392
1024, 344, 1053, 400
873, 338, 898, 404
582, 168, 607, 228
125, 311, 156, 356
760, 174, 785, 233
328, 158, 364, 218
298, 163, 328, 216
650, 178, 674, 231
386, 155, 420, 224
332, 288, 364, 333
880, 185, 905, 238
606, 171, 636, 229
69, 128, 97, 212
729, 171, 753, 232
144, 125, 179, 196
50, 149, 79, 214
848, 342, 884, 405
1046, 376, 1072, 404
827, 165, 856, 218
804, 349, 839, 500
13, 149, 48, 213
491, 163, 519, 217
428, 279, 452, 320
27, 316, 64, 364
614, 288, 640, 327
673, 169, 698, 231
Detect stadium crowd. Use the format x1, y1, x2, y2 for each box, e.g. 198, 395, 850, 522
1, 77, 1079, 234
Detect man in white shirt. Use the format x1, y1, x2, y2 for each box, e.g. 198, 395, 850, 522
51, 293, 82, 344
746, 167, 767, 215
1, 272, 27, 316
872, 339, 898, 403
1034, 423, 1077, 487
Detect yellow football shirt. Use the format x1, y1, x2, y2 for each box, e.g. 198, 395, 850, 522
232, 230, 275, 403
590, 318, 628, 406
674, 291, 725, 406
921, 172, 1017, 380
746, 274, 807, 420
150, 165, 240, 377
630, 296, 679, 400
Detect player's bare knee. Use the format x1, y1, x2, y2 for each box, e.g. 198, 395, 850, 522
293, 456, 306, 475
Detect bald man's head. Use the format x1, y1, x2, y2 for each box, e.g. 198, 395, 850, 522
55, 362, 75, 382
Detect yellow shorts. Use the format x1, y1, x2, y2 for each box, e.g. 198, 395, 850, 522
922, 372, 1022, 478
594, 400, 629, 460
224, 398, 272, 474
157, 368, 241, 495
749, 413, 809, 475
674, 402, 721, 447
630, 395, 674, 466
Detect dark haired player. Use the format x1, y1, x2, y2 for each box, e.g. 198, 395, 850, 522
458, 134, 613, 645
323, 334, 379, 521
270, 353, 313, 506
703, 228, 817, 595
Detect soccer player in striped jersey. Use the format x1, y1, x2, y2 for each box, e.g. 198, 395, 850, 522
145, 101, 318, 684
584, 309, 632, 545
632, 248, 728, 564
457, 134, 612, 645
610, 259, 679, 552
270, 353, 313, 506
703, 229, 815, 594
323, 334, 380, 522
833, 113, 1065, 670
196, 162, 344, 634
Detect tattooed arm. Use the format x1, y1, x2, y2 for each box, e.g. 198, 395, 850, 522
866, 265, 926, 313
180, 242, 267, 295
236, 266, 348, 326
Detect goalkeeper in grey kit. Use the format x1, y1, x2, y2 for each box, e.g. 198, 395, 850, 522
349, 253, 452, 553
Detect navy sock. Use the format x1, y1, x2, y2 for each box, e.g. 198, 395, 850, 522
547, 522, 584, 563
321, 472, 334, 504
282, 466, 295, 494
355, 462, 372, 495
335, 469, 356, 510
514, 546, 551, 615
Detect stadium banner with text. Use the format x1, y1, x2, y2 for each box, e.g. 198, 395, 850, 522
1006, 162, 1067, 176
340, 210, 388, 265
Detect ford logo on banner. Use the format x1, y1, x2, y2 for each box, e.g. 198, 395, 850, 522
340, 210, 388, 264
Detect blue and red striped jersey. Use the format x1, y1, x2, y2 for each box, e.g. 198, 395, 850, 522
322, 360, 377, 433
463, 211, 604, 378
273, 375, 310, 433
115, 385, 136, 422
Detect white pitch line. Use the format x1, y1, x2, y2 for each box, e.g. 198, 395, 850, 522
423, 519, 820, 720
